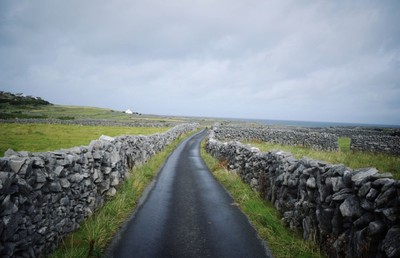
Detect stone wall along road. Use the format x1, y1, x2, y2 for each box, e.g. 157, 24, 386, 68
0, 123, 198, 258
206, 126, 400, 258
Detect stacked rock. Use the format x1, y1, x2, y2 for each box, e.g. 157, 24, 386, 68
206, 126, 400, 257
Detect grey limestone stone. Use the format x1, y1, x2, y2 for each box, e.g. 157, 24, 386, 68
8, 158, 26, 173
351, 168, 378, 185
366, 188, 379, 201
338, 196, 362, 218
35, 170, 47, 183
48, 181, 62, 192
99, 135, 114, 142
53, 166, 64, 177
331, 177, 345, 192
382, 207, 399, 222
110, 171, 120, 186
106, 187, 117, 197
358, 182, 371, 197
60, 178, 71, 188
382, 227, 400, 257
0, 195, 18, 216
332, 188, 353, 201
372, 178, 395, 188
306, 177, 316, 189
375, 187, 397, 207
4, 149, 19, 157
368, 220, 386, 236
353, 212, 374, 229
60, 196, 70, 206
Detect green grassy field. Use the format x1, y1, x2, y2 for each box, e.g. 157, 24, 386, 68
247, 140, 400, 179
201, 144, 324, 258
0, 123, 170, 156
49, 130, 198, 258
0, 103, 187, 123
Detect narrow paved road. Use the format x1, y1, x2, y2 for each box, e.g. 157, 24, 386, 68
106, 130, 272, 258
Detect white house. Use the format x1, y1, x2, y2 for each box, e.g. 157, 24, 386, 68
125, 109, 133, 114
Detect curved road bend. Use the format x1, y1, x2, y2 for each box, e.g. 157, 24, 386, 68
106, 130, 272, 258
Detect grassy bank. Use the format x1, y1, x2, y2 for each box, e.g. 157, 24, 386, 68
0, 123, 170, 156
49, 130, 198, 258
248, 141, 400, 180
200, 143, 324, 258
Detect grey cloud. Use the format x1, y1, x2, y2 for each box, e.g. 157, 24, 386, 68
0, 0, 399, 125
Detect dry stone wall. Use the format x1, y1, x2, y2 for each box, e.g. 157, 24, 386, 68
0, 118, 180, 128
318, 127, 400, 155
214, 125, 400, 155
206, 127, 400, 258
0, 123, 198, 258
213, 126, 339, 151
350, 135, 400, 155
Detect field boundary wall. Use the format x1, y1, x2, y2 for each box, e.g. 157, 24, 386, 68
0, 123, 198, 257
206, 126, 400, 257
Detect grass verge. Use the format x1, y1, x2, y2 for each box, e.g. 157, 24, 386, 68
0, 123, 170, 156
200, 143, 324, 258
248, 141, 400, 180
338, 137, 351, 152
49, 130, 199, 258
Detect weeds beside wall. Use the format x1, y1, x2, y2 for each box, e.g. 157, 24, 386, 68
0, 123, 198, 258
206, 126, 400, 258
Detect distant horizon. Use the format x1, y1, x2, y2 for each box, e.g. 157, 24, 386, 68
151, 113, 400, 128
235, 117, 400, 128
2, 90, 399, 128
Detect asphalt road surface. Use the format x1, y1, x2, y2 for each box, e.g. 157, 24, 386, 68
106, 130, 272, 258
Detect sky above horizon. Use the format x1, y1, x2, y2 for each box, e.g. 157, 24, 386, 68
1, 0, 399, 125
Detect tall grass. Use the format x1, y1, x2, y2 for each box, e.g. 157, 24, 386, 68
0, 123, 170, 156
248, 141, 400, 179
200, 144, 324, 258
338, 137, 351, 152
49, 130, 198, 258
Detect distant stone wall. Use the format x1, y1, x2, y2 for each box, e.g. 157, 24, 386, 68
350, 135, 400, 155
213, 126, 338, 151
206, 127, 400, 258
0, 118, 180, 127
214, 125, 400, 155
316, 127, 400, 155
0, 123, 198, 258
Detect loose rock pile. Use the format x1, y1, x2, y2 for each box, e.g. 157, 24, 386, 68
0, 123, 198, 257
206, 126, 400, 257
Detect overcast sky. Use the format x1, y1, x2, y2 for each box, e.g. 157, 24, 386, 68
1, 0, 399, 125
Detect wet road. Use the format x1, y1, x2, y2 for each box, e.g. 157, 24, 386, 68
106, 130, 271, 258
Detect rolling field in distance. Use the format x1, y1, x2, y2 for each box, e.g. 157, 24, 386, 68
0, 103, 186, 124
